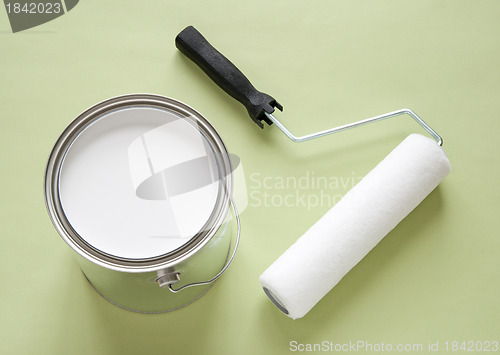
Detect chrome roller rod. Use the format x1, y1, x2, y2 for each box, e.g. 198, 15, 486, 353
265, 109, 443, 146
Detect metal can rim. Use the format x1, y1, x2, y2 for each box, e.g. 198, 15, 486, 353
44, 93, 233, 273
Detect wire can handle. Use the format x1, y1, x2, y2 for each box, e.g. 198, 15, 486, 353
166, 196, 241, 293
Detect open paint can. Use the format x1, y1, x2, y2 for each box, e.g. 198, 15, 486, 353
44, 94, 240, 313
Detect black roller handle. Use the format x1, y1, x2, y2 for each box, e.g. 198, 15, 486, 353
175, 26, 282, 128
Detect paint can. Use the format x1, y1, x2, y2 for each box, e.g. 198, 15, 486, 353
44, 94, 240, 313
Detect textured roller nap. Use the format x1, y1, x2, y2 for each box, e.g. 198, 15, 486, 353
259, 134, 451, 319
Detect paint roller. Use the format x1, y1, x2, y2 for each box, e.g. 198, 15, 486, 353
175, 26, 451, 319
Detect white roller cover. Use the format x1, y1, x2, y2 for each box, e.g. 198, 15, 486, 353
259, 134, 451, 319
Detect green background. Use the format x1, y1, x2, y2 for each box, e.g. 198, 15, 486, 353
1, 1, 499, 354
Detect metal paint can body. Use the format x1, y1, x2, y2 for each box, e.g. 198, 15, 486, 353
44, 94, 236, 313
76, 215, 232, 313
